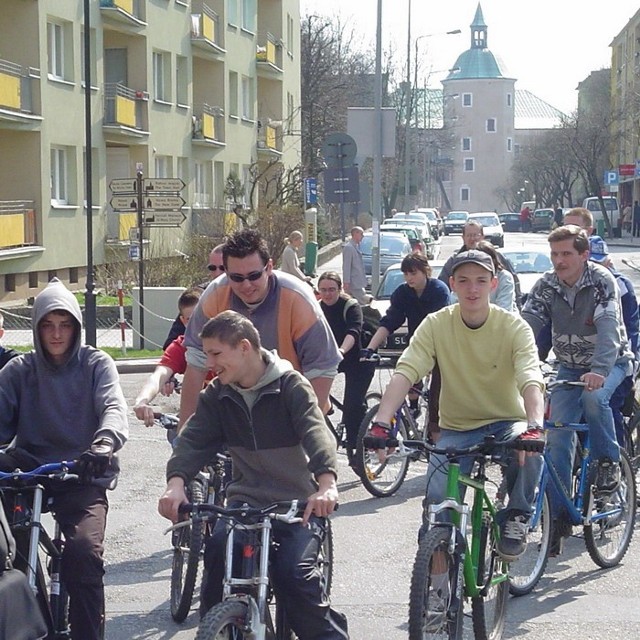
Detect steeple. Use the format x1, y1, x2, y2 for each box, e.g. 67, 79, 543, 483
471, 3, 487, 49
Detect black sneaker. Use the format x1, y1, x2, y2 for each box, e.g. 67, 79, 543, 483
595, 458, 621, 495
497, 513, 528, 562
549, 518, 572, 557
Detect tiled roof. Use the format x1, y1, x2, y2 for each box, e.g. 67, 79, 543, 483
514, 89, 565, 129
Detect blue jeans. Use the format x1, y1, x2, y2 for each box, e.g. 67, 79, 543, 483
423, 421, 543, 527
547, 363, 626, 519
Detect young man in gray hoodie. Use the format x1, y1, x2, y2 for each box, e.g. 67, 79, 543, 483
0, 278, 128, 640
159, 310, 348, 639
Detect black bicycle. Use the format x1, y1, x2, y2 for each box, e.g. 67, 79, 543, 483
0, 461, 78, 639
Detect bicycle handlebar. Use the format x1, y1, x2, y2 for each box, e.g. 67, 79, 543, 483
153, 412, 179, 430
401, 433, 542, 458
0, 461, 79, 484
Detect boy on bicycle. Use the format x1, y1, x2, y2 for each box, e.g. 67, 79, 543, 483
0, 278, 128, 640
368, 250, 545, 561
158, 310, 349, 639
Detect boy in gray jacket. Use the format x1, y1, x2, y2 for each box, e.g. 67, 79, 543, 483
0, 278, 128, 639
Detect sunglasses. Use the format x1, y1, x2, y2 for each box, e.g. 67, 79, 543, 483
227, 264, 268, 283
207, 264, 225, 272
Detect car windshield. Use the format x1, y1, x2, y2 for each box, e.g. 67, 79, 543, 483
503, 252, 552, 273
471, 216, 499, 227
447, 212, 467, 220
360, 235, 409, 255
376, 269, 405, 299
380, 227, 417, 239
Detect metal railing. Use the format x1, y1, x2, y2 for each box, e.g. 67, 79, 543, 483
103, 83, 148, 130
0, 201, 37, 248
0, 58, 35, 114
256, 32, 282, 69
191, 4, 222, 48
192, 104, 224, 143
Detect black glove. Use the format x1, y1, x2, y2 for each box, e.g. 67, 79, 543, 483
511, 427, 545, 453
359, 348, 379, 362
77, 438, 114, 483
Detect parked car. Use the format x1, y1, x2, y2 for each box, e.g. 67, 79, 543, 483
360, 231, 413, 286
410, 208, 444, 236
393, 212, 439, 241
532, 208, 554, 233
381, 220, 437, 259
444, 211, 469, 235
499, 212, 521, 232
378, 224, 426, 254
468, 212, 504, 248
369, 260, 446, 358
501, 250, 552, 302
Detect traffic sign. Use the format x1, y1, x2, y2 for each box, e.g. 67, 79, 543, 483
143, 211, 187, 226
322, 133, 357, 169
143, 195, 185, 211
109, 178, 137, 194
604, 170, 619, 186
324, 166, 360, 204
144, 178, 185, 192
304, 177, 318, 205
110, 195, 138, 212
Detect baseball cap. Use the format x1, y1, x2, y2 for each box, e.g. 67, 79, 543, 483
588, 235, 609, 263
450, 249, 496, 276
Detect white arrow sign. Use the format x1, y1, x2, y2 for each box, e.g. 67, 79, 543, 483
144, 178, 185, 192
109, 178, 137, 194
144, 211, 187, 225
143, 195, 186, 211
110, 195, 138, 212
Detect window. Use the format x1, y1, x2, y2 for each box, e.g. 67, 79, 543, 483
48, 271, 58, 282
229, 72, 238, 117
287, 14, 294, 54
194, 161, 210, 205
176, 55, 188, 106
507, 137, 513, 152
506, 93, 512, 107
464, 158, 474, 172
51, 147, 68, 204
462, 93, 472, 107
29, 272, 39, 289
460, 187, 470, 202
287, 92, 294, 134
69, 267, 78, 284
153, 51, 171, 102
241, 76, 253, 120
462, 137, 471, 152
155, 156, 171, 178
48, 21, 72, 81
4, 274, 15, 293
486, 118, 496, 132
242, 0, 256, 32
228, 0, 238, 26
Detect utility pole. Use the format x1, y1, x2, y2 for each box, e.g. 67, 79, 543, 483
371, 0, 383, 291
403, 0, 412, 211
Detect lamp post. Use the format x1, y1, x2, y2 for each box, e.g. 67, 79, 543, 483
371, 0, 383, 292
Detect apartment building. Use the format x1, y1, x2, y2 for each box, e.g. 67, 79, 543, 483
0, 0, 301, 302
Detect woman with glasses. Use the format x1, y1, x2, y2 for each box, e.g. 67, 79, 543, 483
317, 271, 376, 467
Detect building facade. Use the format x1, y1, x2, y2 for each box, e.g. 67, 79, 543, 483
0, 0, 301, 302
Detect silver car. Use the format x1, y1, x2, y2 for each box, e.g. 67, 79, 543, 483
360, 232, 412, 285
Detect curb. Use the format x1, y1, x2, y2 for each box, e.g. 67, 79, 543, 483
115, 359, 158, 375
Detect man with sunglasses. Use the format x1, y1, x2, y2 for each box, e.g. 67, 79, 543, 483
179, 229, 342, 427
162, 244, 225, 349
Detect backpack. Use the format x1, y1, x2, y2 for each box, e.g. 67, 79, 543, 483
342, 299, 382, 348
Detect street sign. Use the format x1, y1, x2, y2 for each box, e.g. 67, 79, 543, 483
143, 195, 185, 211
109, 178, 137, 194
144, 178, 185, 192
323, 166, 360, 204
322, 133, 357, 169
129, 244, 140, 261
110, 195, 138, 212
304, 177, 317, 205
604, 170, 619, 186
143, 211, 187, 226
619, 164, 635, 177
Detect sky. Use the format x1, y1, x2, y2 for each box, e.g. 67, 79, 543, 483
300, 0, 640, 115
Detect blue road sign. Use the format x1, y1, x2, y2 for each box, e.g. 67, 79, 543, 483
304, 177, 318, 204
604, 170, 619, 185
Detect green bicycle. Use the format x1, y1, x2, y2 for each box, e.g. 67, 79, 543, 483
408, 434, 537, 640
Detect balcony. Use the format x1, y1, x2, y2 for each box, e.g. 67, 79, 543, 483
191, 4, 225, 58
100, 0, 146, 29
192, 104, 225, 148
0, 201, 43, 260
0, 59, 42, 130
103, 83, 149, 143
257, 123, 282, 158
106, 211, 141, 244
256, 32, 283, 78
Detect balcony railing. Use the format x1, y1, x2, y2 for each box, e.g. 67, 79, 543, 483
100, 0, 146, 26
0, 59, 40, 125
106, 211, 138, 243
192, 104, 225, 145
256, 32, 283, 72
191, 4, 224, 54
0, 201, 37, 249
257, 123, 281, 155
103, 83, 149, 135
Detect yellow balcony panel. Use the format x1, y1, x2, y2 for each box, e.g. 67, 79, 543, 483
266, 125, 277, 149
202, 13, 215, 43
116, 95, 136, 128
119, 212, 137, 241
203, 112, 215, 140
0, 71, 20, 110
2, 213, 25, 247
100, 0, 146, 27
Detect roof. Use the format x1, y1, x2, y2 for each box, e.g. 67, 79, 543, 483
514, 89, 565, 129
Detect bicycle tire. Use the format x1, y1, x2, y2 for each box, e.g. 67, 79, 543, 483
471, 516, 509, 640
624, 404, 640, 468
195, 600, 250, 640
408, 526, 464, 640
584, 449, 636, 568
508, 487, 551, 596
170, 478, 206, 623
355, 404, 410, 497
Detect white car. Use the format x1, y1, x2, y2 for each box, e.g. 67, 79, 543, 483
468, 212, 505, 248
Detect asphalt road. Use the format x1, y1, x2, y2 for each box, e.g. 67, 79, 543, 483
103, 231, 640, 639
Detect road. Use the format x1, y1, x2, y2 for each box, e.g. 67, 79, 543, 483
103, 231, 640, 639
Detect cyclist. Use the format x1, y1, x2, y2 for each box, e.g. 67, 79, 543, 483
317, 271, 376, 467
361, 253, 450, 436
368, 250, 545, 562
0, 311, 19, 369
158, 311, 349, 638
179, 228, 341, 426
522, 223, 634, 554
0, 278, 128, 640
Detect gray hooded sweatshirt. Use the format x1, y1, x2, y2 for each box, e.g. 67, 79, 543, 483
0, 279, 128, 488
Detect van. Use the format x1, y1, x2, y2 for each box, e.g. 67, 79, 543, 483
582, 196, 620, 227
520, 200, 536, 212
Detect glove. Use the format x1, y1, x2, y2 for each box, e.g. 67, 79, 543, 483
359, 348, 379, 362
77, 438, 114, 483
362, 423, 398, 450
512, 427, 545, 453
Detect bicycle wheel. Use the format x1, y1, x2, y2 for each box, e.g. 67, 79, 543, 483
355, 404, 410, 497
508, 487, 551, 596
408, 527, 464, 640
195, 600, 249, 639
471, 516, 509, 640
584, 449, 636, 568
624, 406, 640, 468
170, 479, 205, 622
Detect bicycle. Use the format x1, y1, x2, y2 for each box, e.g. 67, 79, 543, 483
508, 379, 637, 597
155, 412, 228, 622
407, 435, 529, 640
0, 461, 79, 639
169, 500, 333, 640
354, 382, 430, 497
324, 390, 382, 449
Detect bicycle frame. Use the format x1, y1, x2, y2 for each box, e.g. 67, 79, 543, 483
427, 457, 508, 599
